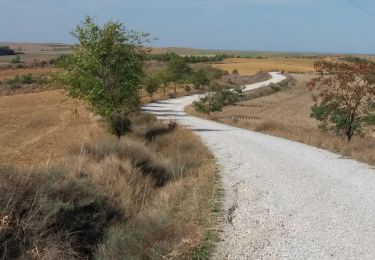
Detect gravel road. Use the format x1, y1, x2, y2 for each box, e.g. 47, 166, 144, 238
143, 72, 375, 259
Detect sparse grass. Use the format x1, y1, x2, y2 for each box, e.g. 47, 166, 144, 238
1, 112, 221, 259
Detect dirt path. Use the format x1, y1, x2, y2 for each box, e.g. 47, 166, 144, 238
143, 73, 375, 259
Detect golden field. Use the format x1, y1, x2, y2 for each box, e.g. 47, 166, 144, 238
212, 57, 318, 75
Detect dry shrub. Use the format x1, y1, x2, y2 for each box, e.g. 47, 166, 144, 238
65, 154, 155, 217
0, 166, 120, 260
93, 126, 220, 259
79, 137, 171, 187
255, 120, 280, 132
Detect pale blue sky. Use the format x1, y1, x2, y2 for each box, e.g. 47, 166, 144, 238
0, 0, 374, 53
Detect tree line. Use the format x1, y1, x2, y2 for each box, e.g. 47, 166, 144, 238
0, 46, 15, 56
145, 52, 234, 63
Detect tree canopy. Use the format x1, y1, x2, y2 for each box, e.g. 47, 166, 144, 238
308, 61, 375, 142
57, 16, 149, 119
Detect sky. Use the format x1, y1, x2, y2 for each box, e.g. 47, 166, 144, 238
0, 0, 375, 54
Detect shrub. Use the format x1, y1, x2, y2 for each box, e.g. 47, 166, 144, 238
109, 112, 132, 138
11, 55, 21, 64
145, 121, 177, 141
0, 166, 120, 259
194, 87, 244, 113
81, 138, 171, 187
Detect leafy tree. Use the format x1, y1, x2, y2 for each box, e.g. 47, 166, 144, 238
308, 61, 375, 142
167, 55, 192, 93
186, 69, 209, 89
144, 72, 162, 99
57, 16, 149, 123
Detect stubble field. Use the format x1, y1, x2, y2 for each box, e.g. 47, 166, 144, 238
212, 57, 318, 75
0, 90, 102, 166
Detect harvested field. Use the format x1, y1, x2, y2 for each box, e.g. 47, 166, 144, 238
212, 57, 318, 75
0, 90, 102, 166
0, 67, 55, 80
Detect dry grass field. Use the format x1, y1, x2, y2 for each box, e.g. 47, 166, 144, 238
0, 67, 55, 80
212, 57, 318, 75
0, 42, 72, 65
0, 88, 220, 258
0, 90, 102, 166
189, 73, 375, 165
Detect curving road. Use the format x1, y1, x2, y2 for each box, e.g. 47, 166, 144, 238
142, 72, 375, 259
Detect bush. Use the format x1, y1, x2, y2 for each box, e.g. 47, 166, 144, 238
145, 121, 176, 141
109, 112, 132, 138
0, 166, 120, 259
81, 138, 171, 187
194, 87, 244, 113
11, 55, 21, 64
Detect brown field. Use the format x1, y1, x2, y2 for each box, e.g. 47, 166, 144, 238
0, 90, 102, 166
0, 42, 71, 52
0, 85, 220, 258
212, 57, 318, 75
0, 67, 56, 80
188, 73, 375, 165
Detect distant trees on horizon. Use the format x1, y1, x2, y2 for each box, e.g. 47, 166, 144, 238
0, 46, 15, 56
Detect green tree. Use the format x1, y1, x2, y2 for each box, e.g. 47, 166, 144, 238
144, 72, 162, 100
186, 69, 209, 89
167, 55, 192, 93
57, 16, 149, 122
308, 61, 375, 142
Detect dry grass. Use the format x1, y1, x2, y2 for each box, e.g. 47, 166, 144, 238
0, 90, 103, 166
189, 73, 375, 165
0, 67, 56, 80
212, 57, 318, 75
0, 111, 220, 259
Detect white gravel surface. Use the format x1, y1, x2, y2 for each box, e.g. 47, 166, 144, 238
142, 72, 375, 259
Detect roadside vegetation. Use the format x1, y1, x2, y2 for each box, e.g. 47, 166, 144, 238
1, 17, 222, 259
193, 72, 285, 114
0, 73, 51, 96
190, 69, 375, 165
0, 112, 220, 259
